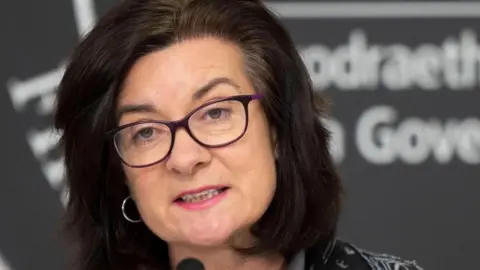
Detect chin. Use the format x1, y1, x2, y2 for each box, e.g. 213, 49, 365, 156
185, 235, 229, 247
183, 226, 234, 247
175, 219, 243, 248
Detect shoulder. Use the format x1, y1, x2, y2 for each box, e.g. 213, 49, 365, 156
309, 239, 424, 270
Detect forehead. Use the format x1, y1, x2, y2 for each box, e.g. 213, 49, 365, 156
118, 38, 248, 109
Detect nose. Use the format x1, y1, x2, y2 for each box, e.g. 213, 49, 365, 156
165, 128, 211, 175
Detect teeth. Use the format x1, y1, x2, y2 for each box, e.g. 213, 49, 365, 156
181, 189, 221, 203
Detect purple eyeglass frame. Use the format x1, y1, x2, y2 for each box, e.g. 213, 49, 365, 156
107, 94, 263, 168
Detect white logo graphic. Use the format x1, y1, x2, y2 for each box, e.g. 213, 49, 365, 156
6, 0, 97, 205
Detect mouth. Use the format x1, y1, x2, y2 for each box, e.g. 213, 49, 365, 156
174, 186, 230, 204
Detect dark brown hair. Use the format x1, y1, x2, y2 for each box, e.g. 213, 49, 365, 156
54, 0, 343, 269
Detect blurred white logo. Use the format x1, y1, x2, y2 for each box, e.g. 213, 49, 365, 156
5, 0, 97, 205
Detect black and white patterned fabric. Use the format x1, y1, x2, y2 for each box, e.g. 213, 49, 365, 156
290, 239, 424, 270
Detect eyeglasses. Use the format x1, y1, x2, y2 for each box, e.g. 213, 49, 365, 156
109, 94, 263, 168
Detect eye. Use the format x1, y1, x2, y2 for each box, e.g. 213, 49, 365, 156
206, 108, 226, 120
129, 126, 164, 145
135, 127, 154, 139
115, 122, 170, 150
204, 107, 233, 121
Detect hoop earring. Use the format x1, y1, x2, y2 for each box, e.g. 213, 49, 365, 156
122, 196, 142, 223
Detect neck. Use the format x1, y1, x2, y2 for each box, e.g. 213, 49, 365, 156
169, 244, 285, 270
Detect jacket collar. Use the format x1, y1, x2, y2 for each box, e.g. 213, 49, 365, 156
305, 238, 336, 270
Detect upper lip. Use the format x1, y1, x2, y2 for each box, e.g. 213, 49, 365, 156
174, 185, 229, 200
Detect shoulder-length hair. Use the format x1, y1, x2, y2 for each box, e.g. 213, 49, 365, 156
54, 0, 343, 269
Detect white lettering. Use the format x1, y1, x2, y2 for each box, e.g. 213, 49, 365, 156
395, 118, 431, 164
412, 44, 442, 90
423, 120, 458, 164
356, 105, 396, 164
382, 44, 413, 90
356, 105, 480, 164
300, 29, 480, 91
456, 118, 480, 164
302, 45, 332, 89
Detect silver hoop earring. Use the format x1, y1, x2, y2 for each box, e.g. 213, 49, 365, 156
122, 196, 142, 223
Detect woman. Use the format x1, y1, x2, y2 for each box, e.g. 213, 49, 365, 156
54, 0, 423, 269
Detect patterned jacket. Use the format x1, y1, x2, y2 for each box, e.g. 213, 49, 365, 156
294, 239, 424, 270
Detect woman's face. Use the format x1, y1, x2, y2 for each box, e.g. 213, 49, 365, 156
117, 37, 277, 248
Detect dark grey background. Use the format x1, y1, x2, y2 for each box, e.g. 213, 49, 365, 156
1, 1, 478, 269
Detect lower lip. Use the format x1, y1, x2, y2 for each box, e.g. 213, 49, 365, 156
174, 189, 229, 211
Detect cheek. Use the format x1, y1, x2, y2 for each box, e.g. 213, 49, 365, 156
218, 126, 277, 210
123, 167, 180, 238
231, 153, 277, 230
123, 166, 145, 199
244, 133, 277, 214
247, 156, 277, 205
122, 166, 170, 214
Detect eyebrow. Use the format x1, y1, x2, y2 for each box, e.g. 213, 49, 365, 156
116, 77, 240, 121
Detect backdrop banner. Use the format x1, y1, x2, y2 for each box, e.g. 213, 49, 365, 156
1, 1, 479, 269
